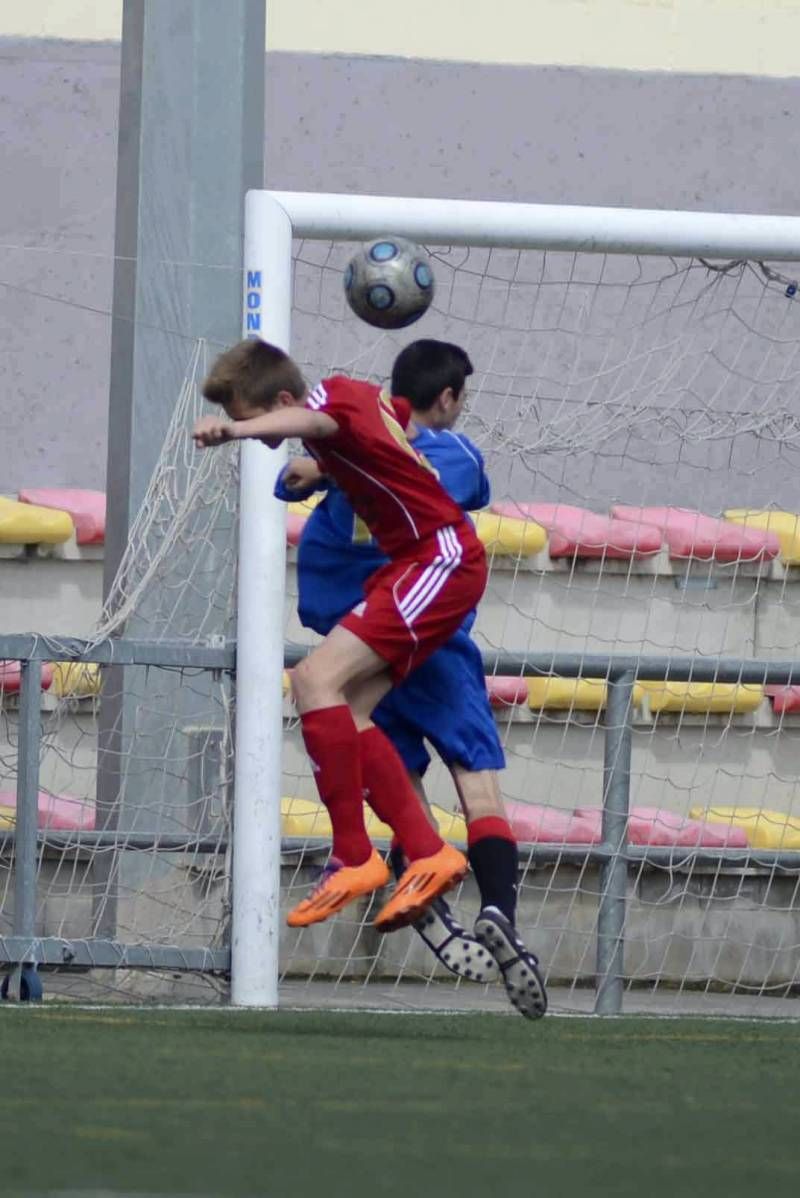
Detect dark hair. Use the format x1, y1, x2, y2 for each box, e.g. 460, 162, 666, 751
202, 339, 306, 410
390, 339, 473, 411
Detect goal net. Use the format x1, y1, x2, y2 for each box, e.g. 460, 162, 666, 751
2, 341, 239, 1003
275, 196, 800, 1016
15, 193, 800, 1013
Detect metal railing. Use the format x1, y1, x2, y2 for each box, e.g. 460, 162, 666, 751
2, 632, 800, 1011
0, 635, 236, 993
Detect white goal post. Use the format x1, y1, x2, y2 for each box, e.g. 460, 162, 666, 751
235, 190, 800, 1009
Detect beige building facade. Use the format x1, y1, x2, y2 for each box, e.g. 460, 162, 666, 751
4, 1, 800, 75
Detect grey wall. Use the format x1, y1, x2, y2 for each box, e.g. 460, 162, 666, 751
2, 38, 800, 499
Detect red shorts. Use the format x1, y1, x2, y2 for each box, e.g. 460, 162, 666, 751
339, 523, 488, 682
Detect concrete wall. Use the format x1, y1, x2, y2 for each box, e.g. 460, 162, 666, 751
5, 549, 800, 819
2, 34, 800, 500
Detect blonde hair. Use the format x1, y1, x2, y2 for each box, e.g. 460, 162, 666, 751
202, 339, 306, 410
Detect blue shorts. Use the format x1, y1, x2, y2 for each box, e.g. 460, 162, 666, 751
372, 627, 505, 775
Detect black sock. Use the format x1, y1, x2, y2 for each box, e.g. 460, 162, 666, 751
389, 844, 406, 882
468, 836, 518, 924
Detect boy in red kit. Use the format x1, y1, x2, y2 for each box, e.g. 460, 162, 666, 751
193, 338, 487, 932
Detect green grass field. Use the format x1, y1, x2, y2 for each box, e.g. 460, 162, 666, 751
0, 1006, 796, 1197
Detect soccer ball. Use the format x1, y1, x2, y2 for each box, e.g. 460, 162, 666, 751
344, 237, 435, 329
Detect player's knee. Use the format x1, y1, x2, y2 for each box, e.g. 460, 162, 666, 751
291, 655, 322, 709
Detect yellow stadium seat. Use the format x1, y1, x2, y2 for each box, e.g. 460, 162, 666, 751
471, 510, 547, 557
280, 798, 332, 838
0, 496, 73, 545
364, 809, 394, 840
724, 509, 800, 564
688, 805, 800, 850
430, 805, 468, 843
287, 494, 321, 517
279, 799, 468, 845
51, 662, 102, 698
640, 682, 764, 714
527, 677, 644, 711
528, 677, 607, 711
0, 804, 15, 830
280, 801, 394, 841
352, 807, 466, 844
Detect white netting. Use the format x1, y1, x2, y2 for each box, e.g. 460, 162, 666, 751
1, 339, 239, 1002
94, 340, 239, 644
293, 242, 800, 504
5, 224, 800, 1012
282, 237, 800, 1015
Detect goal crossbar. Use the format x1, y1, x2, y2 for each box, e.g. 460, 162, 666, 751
262, 189, 800, 260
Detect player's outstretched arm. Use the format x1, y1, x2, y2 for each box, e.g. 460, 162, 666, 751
193, 408, 337, 450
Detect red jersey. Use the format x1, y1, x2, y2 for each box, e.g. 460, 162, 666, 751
304, 376, 470, 557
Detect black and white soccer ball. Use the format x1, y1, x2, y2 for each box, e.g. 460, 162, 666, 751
344, 236, 435, 330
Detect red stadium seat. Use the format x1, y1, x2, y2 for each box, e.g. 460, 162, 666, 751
625, 806, 748, 847
491, 501, 661, 559
505, 802, 601, 844
286, 511, 308, 547
766, 685, 800, 715
572, 806, 749, 847
486, 676, 529, 707
610, 505, 779, 562
0, 661, 54, 694
18, 488, 106, 545
0, 791, 94, 831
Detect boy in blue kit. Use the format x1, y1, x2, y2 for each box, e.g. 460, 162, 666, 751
277, 340, 546, 1020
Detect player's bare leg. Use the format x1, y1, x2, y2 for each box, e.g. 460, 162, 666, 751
453, 768, 547, 1020
291, 625, 391, 716
451, 767, 506, 822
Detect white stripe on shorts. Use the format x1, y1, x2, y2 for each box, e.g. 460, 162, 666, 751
399, 526, 461, 624
398, 526, 463, 627
396, 528, 455, 623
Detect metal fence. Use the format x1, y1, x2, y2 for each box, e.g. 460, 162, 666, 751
2, 631, 800, 1010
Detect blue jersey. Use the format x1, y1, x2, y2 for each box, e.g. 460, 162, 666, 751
275, 422, 504, 774
276, 426, 490, 636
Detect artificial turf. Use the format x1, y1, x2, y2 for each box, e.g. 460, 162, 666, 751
0, 1006, 796, 1197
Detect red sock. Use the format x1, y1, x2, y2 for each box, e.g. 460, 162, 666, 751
301, 706, 372, 866
467, 816, 516, 847
358, 726, 443, 861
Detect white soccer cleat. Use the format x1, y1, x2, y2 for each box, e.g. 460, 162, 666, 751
414, 898, 498, 983
474, 906, 548, 1020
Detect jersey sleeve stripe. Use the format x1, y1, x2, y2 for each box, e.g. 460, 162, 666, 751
307, 383, 328, 410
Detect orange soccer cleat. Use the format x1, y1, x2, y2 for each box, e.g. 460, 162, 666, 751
286, 850, 390, 928
373, 843, 468, 933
